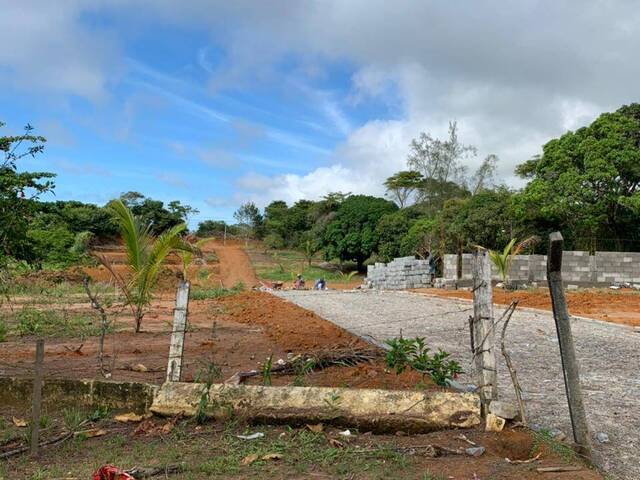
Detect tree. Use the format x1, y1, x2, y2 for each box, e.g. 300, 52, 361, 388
95, 200, 193, 333
407, 121, 476, 188
470, 154, 498, 195
0, 122, 54, 262
383, 171, 423, 208
322, 195, 398, 270
116, 192, 194, 235
196, 220, 228, 237
375, 211, 414, 262
234, 201, 263, 242
514, 103, 640, 250
406, 122, 499, 210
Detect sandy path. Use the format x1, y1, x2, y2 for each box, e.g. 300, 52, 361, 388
202, 239, 259, 287
274, 289, 639, 480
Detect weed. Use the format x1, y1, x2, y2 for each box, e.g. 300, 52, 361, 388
261, 354, 273, 386
63, 408, 86, 431
193, 360, 223, 425
87, 405, 110, 422
384, 336, 462, 386
291, 358, 315, 386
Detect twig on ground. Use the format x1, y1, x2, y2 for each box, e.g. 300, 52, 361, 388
506, 452, 542, 464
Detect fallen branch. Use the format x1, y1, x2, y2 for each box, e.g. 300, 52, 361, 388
225, 346, 381, 384
0, 420, 89, 459
499, 300, 527, 425
125, 463, 185, 478
506, 452, 542, 464
536, 466, 583, 473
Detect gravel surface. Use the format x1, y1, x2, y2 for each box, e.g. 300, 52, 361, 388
274, 289, 639, 480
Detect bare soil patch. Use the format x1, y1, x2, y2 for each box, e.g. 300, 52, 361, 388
417, 287, 640, 326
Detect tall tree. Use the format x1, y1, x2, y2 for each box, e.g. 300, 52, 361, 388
514, 103, 640, 250
383, 170, 423, 207
470, 154, 498, 195
233, 201, 263, 241
407, 121, 476, 187
322, 195, 397, 270
0, 122, 54, 262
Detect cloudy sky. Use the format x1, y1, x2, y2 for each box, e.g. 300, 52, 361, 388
3, 1, 639, 225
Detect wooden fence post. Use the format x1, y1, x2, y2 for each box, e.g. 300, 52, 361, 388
546, 232, 592, 458
166, 281, 190, 383
472, 249, 497, 415
30, 339, 44, 456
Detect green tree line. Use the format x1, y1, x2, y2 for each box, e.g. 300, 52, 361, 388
225, 104, 640, 270
4, 102, 640, 272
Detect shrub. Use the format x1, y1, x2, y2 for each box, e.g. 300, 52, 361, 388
384, 336, 462, 386
264, 233, 286, 250
0, 318, 7, 342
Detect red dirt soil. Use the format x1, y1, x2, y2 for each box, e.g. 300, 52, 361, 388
417, 287, 640, 327
203, 239, 259, 288
0, 290, 426, 389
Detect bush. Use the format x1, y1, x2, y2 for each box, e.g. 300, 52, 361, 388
70, 231, 95, 256
384, 336, 462, 386
263, 233, 286, 250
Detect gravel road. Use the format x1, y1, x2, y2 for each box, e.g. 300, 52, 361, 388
274, 289, 639, 480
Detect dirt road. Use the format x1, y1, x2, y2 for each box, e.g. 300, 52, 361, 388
202, 239, 259, 287
274, 289, 639, 480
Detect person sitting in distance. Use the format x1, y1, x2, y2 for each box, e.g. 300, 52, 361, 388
314, 278, 326, 290
293, 274, 305, 289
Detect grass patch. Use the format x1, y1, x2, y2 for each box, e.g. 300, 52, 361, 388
5, 306, 104, 338
190, 282, 245, 300
531, 429, 578, 463
3, 422, 411, 479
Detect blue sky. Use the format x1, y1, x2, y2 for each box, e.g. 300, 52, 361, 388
3, 1, 639, 226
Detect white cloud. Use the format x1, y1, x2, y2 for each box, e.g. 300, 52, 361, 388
0, 1, 119, 100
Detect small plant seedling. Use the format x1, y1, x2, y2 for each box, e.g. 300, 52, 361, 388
261, 354, 274, 386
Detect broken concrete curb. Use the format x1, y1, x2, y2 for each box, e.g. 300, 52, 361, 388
151, 382, 481, 433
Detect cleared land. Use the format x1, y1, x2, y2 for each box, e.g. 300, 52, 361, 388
420, 287, 640, 327
275, 289, 639, 480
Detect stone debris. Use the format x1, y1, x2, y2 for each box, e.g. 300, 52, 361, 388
489, 401, 519, 420
595, 432, 610, 444
485, 413, 505, 432
465, 446, 486, 457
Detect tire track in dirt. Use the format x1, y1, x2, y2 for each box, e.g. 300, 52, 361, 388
202, 239, 259, 288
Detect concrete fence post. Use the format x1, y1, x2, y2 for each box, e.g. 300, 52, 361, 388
166, 281, 190, 382
472, 249, 497, 415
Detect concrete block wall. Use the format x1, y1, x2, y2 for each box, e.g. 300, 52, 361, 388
443, 251, 640, 286
366, 256, 434, 290
596, 252, 640, 284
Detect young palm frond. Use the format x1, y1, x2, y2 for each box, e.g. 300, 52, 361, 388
488, 236, 538, 285
96, 200, 195, 333
176, 238, 207, 281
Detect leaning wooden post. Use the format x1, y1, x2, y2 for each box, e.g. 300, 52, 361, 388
30, 339, 44, 456
546, 232, 592, 458
166, 281, 190, 382
472, 248, 497, 415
